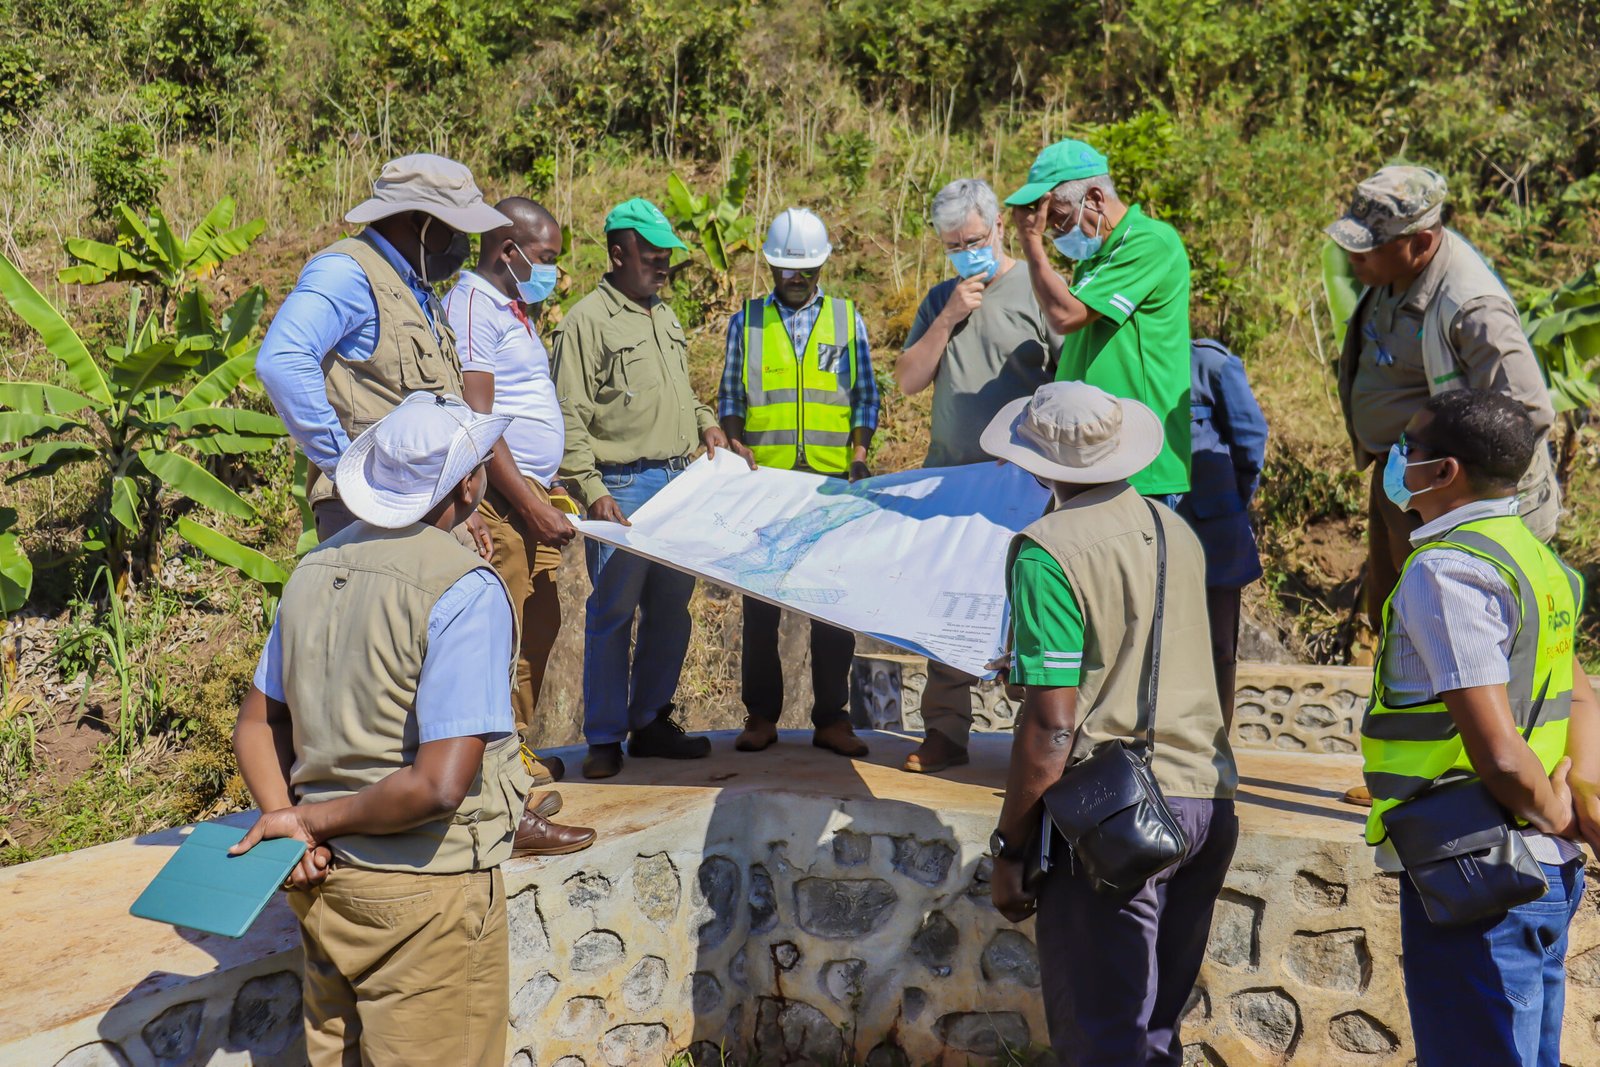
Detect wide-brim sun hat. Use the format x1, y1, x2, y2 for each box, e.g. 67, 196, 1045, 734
346, 154, 512, 234
980, 381, 1163, 484
335, 393, 512, 529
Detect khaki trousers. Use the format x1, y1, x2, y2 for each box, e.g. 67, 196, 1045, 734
478, 476, 564, 748
290, 866, 508, 1067
921, 660, 978, 749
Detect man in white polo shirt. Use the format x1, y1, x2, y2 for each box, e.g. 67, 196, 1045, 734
446, 200, 586, 840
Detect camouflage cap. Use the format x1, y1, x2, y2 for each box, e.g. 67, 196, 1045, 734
1325, 165, 1447, 252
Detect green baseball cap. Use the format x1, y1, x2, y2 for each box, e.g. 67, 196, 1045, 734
602, 197, 687, 251
1004, 139, 1110, 207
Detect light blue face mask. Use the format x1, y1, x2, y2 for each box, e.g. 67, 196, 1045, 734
1052, 199, 1104, 261
1382, 440, 1442, 511
947, 244, 998, 280
513, 246, 559, 304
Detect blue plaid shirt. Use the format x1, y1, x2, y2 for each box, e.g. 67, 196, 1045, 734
717, 288, 879, 429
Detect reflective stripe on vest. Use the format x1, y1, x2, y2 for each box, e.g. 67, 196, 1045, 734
1361, 515, 1581, 844
742, 296, 856, 472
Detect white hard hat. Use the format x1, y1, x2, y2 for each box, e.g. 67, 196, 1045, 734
762, 207, 832, 269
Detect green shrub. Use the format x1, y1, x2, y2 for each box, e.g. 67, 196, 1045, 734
361, 0, 495, 89
132, 0, 269, 128
0, 43, 45, 131
86, 123, 165, 222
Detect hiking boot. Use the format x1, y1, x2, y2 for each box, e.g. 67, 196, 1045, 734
813, 718, 868, 758
628, 707, 712, 760
583, 743, 623, 779
902, 728, 969, 774
521, 743, 566, 785
1342, 784, 1374, 808
735, 717, 778, 752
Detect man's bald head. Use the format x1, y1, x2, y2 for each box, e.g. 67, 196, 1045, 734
477, 197, 560, 269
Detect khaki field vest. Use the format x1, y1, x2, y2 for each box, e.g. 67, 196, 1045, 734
1013, 482, 1237, 800
279, 522, 526, 873
305, 234, 465, 508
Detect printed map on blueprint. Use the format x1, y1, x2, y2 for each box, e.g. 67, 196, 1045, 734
573, 450, 1050, 676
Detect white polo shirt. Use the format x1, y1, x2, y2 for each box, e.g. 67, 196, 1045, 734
443, 270, 564, 486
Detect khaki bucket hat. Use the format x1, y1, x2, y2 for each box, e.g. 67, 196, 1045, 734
980, 381, 1163, 484
346, 154, 511, 233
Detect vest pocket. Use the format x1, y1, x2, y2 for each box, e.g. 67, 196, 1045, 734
400, 333, 449, 391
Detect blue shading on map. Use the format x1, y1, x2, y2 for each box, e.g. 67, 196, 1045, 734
572, 451, 1050, 676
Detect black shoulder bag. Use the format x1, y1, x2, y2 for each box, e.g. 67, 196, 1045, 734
1036, 500, 1190, 895
1379, 679, 1552, 927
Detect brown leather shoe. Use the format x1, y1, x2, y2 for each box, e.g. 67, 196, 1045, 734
582, 743, 623, 780
512, 808, 596, 857
735, 717, 778, 752
1342, 784, 1374, 808
902, 728, 969, 774
527, 790, 562, 820
813, 719, 868, 758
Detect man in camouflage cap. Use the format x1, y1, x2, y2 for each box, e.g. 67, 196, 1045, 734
1329, 163, 1558, 632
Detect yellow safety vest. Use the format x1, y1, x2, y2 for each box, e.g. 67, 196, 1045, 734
1361, 514, 1582, 844
741, 295, 858, 473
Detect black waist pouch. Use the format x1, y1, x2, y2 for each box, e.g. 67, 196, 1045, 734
1383, 780, 1548, 927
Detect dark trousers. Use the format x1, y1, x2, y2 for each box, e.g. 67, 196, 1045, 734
1366, 464, 1423, 631
1206, 585, 1241, 725
741, 595, 854, 727
1401, 859, 1584, 1066
1036, 798, 1239, 1066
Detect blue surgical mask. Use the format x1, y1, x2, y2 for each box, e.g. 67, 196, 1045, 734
1052, 199, 1104, 261
1382, 441, 1442, 511
947, 245, 998, 280
512, 246, 559, 304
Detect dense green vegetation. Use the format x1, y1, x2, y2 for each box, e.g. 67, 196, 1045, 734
1, 0, 1597, 860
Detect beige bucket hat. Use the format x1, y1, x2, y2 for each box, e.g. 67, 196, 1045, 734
980, 381, 1163, 484
346, 154, 511, 233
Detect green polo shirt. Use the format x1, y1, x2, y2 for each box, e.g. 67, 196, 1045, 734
1009, 541, 1086, 686
1057, 204, 1193, 496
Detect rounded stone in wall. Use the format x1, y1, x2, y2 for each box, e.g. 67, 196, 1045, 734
141, 999, 205, 1064
979, 929, 1040, 988
556, 996, 607, 1040
228, 970, 301, 1055
551, 1058, 586, 1067
511, 972, 560, 1030
622, 955, 669, 1012
755, 997, 847, 1063
1274, 732, 1307, 750
820, 958, 867, 1004
794, 877, 898, 938
1286, 928, 1371, 993
571, 930, 625, 974
1230, 987, 1301, 1057
1329, 1010, 1400, 1055
910, 910, 958, 976
509, 1051, 534, 1067
633, 852, 681, 928
1181, 1044, 1224, 1066
690, 971, 723, 1014
1237, 723, 1270, 744
1319, 736, 1357, 754
600, 1023, 669, 1066
865, 1038, 911, 1067
52, 1043, 131, 1067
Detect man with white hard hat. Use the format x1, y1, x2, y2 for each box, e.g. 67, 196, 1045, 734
230, 392, 593, 1067
716, 207, 879, 758
257, 153, 511, 549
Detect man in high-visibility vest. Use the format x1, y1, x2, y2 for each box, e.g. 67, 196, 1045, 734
717, 207, 879, 758
1359, 388, 1600, 1065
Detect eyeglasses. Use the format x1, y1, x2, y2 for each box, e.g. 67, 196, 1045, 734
943, 226, 996, 252
777, 267, 821, 279
1397, 433, 1440, 460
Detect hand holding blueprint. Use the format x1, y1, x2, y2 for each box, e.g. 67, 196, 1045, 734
572, 451, 1050, 677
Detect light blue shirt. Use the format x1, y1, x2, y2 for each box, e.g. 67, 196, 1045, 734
253, 567, 515, 743
255, 229, 442, 476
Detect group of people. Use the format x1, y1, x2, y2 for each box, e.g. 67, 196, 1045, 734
224, 140, 1596, 1067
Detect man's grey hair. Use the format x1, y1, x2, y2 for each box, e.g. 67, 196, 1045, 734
930, 178, 1000, 235
1050, 174, 1119, 205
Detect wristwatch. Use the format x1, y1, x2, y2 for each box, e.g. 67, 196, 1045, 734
989, 828, 1027, 862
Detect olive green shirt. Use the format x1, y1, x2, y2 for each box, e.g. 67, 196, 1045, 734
552, 278, 716, 505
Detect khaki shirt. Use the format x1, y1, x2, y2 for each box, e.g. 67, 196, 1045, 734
552, 278, 716, 505
1344, 233, 1552, 464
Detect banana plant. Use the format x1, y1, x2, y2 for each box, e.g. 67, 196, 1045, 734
1523, 262, 1600, 414
0, 252, 285, 598
663, 147, 759, 294
1320, 241, 1361, 351
0, 507, 30, 617
57, 196, 266, 330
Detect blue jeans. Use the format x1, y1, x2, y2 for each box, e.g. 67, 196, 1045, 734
582, 464, 696, 745
1400, 859, 1584, 1067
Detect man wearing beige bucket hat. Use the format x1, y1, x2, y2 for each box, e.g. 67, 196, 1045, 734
230, 393, 592, 1067
257, 153, 511, 547
983, 381, 1238, 1065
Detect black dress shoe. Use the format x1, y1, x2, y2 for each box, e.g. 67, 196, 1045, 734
627, 708, 711, 760
583, 743, 623, 779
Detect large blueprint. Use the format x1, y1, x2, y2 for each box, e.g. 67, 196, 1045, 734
573, 450, 1050, 676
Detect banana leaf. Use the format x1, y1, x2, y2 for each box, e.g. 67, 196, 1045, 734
1321, 241, 1361, 350
160, 407, 285, 436
0, 252, 112, 403
110, 475, 139, 531
0, 411, 80, 443
110, 340, 199, 394
181, 197, 237, 263
188, 217, 265, 277
0, 381, 100, 414
137, 448, 255, 519
1523, 263, 1600, 414
220, 287, 267, 353
175, 350, 260, 412
0, 508, 30, 616
57, 238, 162, 285
0, 441, 98, 482
175, 515, 287, 590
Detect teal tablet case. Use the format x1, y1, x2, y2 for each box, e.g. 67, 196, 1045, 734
130, 821, 306, 939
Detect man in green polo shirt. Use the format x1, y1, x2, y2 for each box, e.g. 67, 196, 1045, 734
1006, 139, 1194, 498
